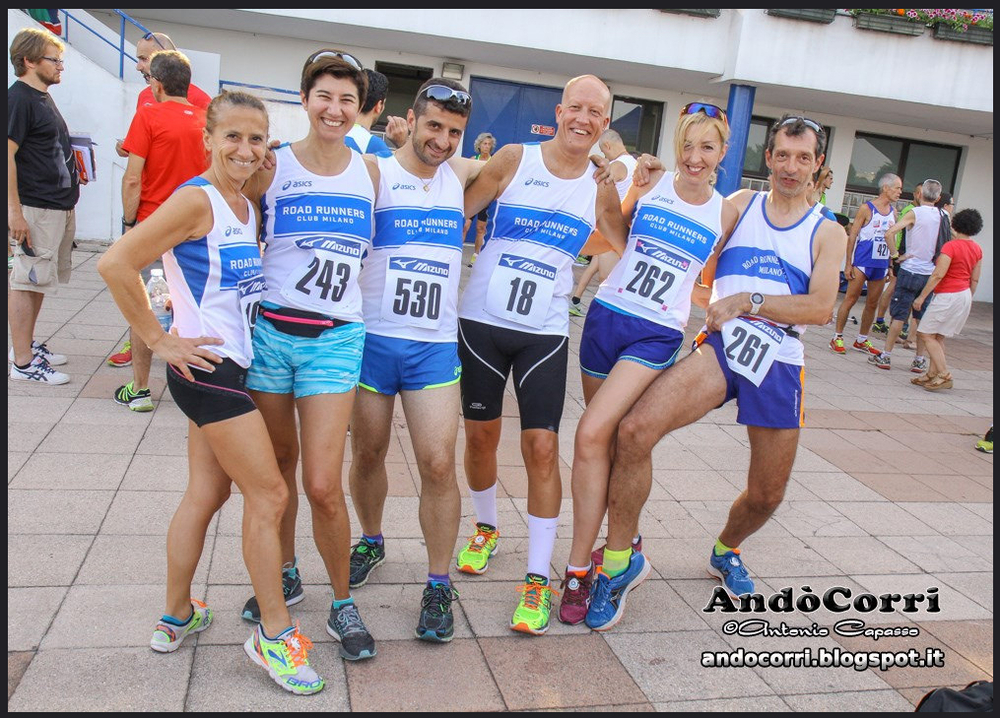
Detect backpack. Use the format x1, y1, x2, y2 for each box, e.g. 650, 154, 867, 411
933, 208, 952, 261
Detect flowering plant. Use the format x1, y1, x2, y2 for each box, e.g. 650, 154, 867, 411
846, 9, 993, 31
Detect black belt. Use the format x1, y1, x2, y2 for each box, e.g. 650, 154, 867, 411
783, 326, 800, 340
260, 306, 352, 338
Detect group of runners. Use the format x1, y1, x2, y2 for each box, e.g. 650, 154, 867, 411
99, 49, 847, 696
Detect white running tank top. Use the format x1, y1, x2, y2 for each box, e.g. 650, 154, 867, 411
901, 205, 941, 275
613, 153, 638, 202
360, 155, 465, 342
852, 200, 895, 268
162, 177, 263, 369
596, 172, 724, 330
712, 192, 826, 366
260, 144, 375, 322
458, 142, 598, 336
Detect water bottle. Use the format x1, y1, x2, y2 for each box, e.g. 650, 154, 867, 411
147, 268, 172, 333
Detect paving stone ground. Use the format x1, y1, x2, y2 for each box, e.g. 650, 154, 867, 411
8, 246, 993, 710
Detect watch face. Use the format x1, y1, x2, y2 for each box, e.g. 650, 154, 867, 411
751, 293, 764, 305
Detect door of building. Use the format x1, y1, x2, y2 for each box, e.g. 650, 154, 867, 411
463, 77, 564, 158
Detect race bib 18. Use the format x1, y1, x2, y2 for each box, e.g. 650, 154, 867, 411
484, 253, 557, 328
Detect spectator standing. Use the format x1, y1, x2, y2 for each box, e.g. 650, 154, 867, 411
345, 68, 393, 155
911, 208, 983, 391
8, 28, 80, 385
113, 50, 209, 411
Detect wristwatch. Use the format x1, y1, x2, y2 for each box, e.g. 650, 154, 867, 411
749, 292, 765, 316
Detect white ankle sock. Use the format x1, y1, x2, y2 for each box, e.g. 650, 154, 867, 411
469, 484, 498, 527
526, 514, 558, 579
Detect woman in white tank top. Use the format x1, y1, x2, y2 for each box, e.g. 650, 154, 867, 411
560, 105, 740, 625
99, 91, 326, 694
240, 51, 380, 660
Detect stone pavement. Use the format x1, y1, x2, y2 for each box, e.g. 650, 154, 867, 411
8, 246, 993, 710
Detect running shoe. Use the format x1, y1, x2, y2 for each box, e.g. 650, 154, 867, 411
708, 548, 754, 598
150, 599, 213, 653
114, 381, 154, 412
585, 552, 652, 631
899, 326, 910, 341
349, 538, 386, 588
853, 339, 880, 355
242, 561, 305, 622
871, 320, 889, 334
467, 253, 478, 268
868, 353, 891, 370
568, 302, 585, 317
9, 356, 69, 385
326, 601, 376, 660
574, 255, 591, 266
244, 622, 324, 695
910, 357, 928, 374
456, 522, 499, 575
829, 337, 846, 355
415, 581, 460, 643
976, 427, 993, 454
511, 573, 557, 635
9, 341, 67, 366
557, 568, 593, 625
107, 340, 132, 367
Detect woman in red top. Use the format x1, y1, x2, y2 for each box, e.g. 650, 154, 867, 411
912, 208, 984, 390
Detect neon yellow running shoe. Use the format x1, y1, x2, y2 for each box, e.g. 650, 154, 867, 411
150, 599, 213, 653
510, 573, 558, 636
244, 622, 324, 695
456, 522, 500, 575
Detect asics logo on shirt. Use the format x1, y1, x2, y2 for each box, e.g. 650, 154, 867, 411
523, 177, 550, 187
650, 195, 675, 204
281, 179, 313, 190
224, 226, 244, 236
392, 182, 417, 191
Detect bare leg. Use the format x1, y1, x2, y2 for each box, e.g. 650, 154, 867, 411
199, 410, 292, 636
297, 392, 355, 601
474, 219, 487, 255
8, 289, 42, 365
464, 417, 501, 492
567, 362, 662, 568
834, 272, 865, 335
252, 390, 300, 565
718, 425, 798, 547
881, 319, 904, 355
877, 274, 895, 319
919, 332, 947, 377
523, 429, 562, 518
401, 384, 462, 575
131, 329, 153, 391
348, 389, 395, 537
857, 277, 886, 335
572, 260, 601, 301
606, 347, 727, 550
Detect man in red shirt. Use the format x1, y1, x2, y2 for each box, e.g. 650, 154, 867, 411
113, 50, 208, 411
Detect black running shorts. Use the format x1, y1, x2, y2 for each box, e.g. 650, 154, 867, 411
458, 318, 568, 432
166, 358, 257, 427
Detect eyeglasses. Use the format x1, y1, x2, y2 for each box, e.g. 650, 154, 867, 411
40, 56, 64, 67
305, 50, 363, 71
142, 31, 168, 50
780, 116, 824, 135
422, 84, 472, 107
681, 102, 728, 127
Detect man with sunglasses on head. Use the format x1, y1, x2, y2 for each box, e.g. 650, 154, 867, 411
595, 114, 845, 615
455, 74, 628, 636
348, 79, 489, 642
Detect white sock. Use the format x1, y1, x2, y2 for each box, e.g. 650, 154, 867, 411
857, 334, 867, 342
469, 484, 498, 528
566, 562, 590, 574
526, 514, 558, 580
915, 355, 925, 362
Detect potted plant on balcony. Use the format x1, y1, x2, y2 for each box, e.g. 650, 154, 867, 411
928, 9, 993, 46
848, 9, 925, 36
766, 9, 837, 24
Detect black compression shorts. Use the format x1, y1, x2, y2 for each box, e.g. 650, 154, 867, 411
166, 358, 256, 427
458, 318, 568, 432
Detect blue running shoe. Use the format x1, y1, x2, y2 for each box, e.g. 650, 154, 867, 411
585, 551, 652, 631
708, 548, 754, 597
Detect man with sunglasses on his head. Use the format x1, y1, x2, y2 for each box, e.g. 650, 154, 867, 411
347, 78, 489, 642
596, 114, 846, 615
454, 75, 628, 636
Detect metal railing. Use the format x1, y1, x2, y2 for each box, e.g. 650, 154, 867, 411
218, 80, 301, 105
57, 8, 154, 79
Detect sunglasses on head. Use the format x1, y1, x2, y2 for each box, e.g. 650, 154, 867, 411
780, 116, 824, 134
681, 102, 728, 126
306, 50, 363, 71
422, 84, 472, 107
142, 32, 167, 50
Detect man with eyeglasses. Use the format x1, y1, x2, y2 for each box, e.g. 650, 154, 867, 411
348, 78, 488, 642
8, 29, 81, 385
112, 50, 209, 412
596, 114, 846, 611
454, 74, 627, 635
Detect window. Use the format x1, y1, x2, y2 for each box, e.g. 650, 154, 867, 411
741, 116, 774, 179
848, 132, 960, 197
610, 96, 662, 156
373, 62, 433, 134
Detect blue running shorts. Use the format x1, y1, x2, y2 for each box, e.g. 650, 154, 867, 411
579, 300, 683, 379
359, 334, 462, 395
